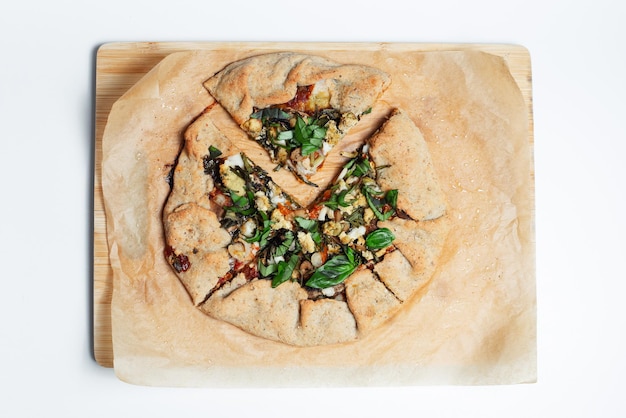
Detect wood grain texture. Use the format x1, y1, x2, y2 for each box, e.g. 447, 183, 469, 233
93, 42, 533, 368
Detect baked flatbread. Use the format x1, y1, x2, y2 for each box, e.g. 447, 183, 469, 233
204, 52, 391, 185
163, 104, 449, 346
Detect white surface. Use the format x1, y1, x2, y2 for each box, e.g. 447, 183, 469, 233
1, 0, 624, 416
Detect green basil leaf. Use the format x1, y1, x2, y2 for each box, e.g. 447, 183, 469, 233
271, 254, 299, 288
301, 142, 320, 156
208, 145, 222, 159
244, 212, 270, 243
363, 187, 394, 221
365, 228, 395, 250
337, 188, 356, 207
385, 189, 398, 209
323, 193, 340, 210
344, 246, 356, 264
277, 130, 294, 141
312, 127, 327, 139
258, 259, 278, 277
273, 231, 294, 258
294, 116, 308, 143
310, 231, 322, 245
352, 158, 371, 177
259, 228, 272, 249
295, 216, 317, 231
305, 248, 358, 289
225, 189, 257, 216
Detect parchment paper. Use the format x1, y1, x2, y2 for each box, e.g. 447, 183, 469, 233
101, 45, 536, 387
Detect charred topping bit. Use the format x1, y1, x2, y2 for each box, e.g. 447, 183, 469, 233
164, 246, 191, 273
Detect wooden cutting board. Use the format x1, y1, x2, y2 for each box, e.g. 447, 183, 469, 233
93, 42, 533, 368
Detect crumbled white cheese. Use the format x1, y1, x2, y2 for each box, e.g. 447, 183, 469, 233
321, 287, 336, 297
241, 218, 257, 237
242, 118, 263, 134
254, 191, 271, 212
297, 231, 316, 254
325, 121, 341, 145
269, 183, 286, 205
339, 112, 358, 132
270, 208, 292, 230
318, 206, 332, 221
224, 153, 244, 168
323, 221, 344, 237
339, 226, 366, 244
321, 141, 333, 155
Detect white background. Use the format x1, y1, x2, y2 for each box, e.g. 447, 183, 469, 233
1, 0, 625, 416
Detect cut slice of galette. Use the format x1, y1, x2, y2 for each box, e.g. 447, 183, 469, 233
203, 52, 391, 186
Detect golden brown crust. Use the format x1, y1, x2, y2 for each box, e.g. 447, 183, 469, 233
373, 249, 420, 303
368, 109, 447, 221
298, 299, 358, 345
163, 111, 241, 216
200, 279, 304, 343
164, 203, 231, 254
204, 52, 391, 126
378, 216, 450, 285
345, 269, 402, 334
175, 249, 231, 306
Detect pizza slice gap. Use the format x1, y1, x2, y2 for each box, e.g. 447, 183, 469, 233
203, 52, 391, 186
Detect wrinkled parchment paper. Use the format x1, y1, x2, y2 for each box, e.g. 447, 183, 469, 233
101, 45, 536, 387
